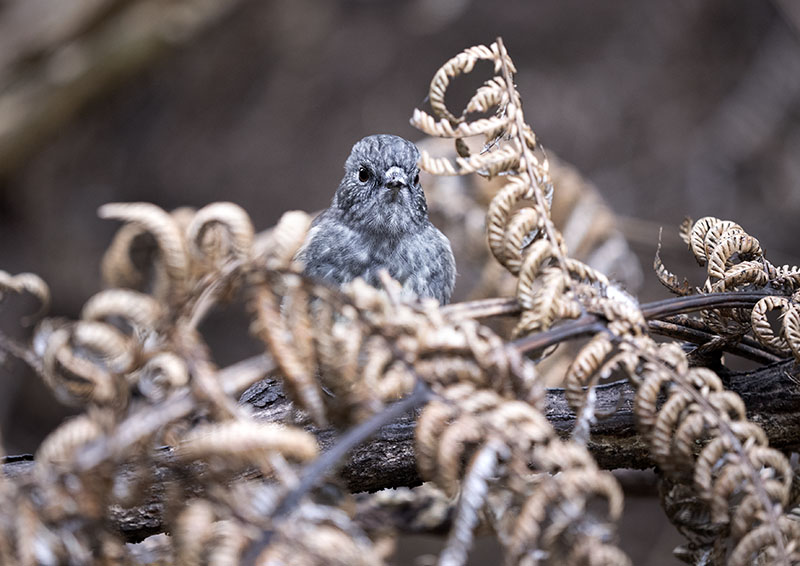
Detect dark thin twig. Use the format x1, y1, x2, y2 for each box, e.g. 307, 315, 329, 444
496, 36, 569, 279
640, 291, 773, 319
441, 292, 774, 324
512, 314, 607, 354
647, 319, 783, 364
660, 313, 782, 355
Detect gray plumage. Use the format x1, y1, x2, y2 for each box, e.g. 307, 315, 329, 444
298, 134, 456, 304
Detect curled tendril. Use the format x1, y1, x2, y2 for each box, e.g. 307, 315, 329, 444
35, 413, 105, 469
260, 210, 313, 269
186, 201, 255, 266
99, 202, 190, 299
81, 288, 164, 332
0, 270, 50, 323
133, 351, 189, 400
40, 323, 129, 407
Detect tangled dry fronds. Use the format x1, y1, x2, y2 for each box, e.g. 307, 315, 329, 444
0, 37, 798, 566
417, 384, 629, 566
657, 216, 800, 363
412, 38, 799, 564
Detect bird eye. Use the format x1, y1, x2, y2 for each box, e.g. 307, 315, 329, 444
413, 172, 420, 185
358, 166, 371, 183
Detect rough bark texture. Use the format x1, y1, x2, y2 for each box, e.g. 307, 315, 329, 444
3, 358, 799, 541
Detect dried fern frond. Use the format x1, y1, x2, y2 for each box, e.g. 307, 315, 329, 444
416, 384, 628, 565
99, 202, 191, 301
668, 216, 800, 364
177, 420, 318, 473
630, 341, 797, 563
654, 236, 693, 296
411, 38, 641, 383
39, 322, 131, 408
410, 39, 576, 332
631, 218, 798, 561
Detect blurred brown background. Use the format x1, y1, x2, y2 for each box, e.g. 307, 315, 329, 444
2, 1, 800, 563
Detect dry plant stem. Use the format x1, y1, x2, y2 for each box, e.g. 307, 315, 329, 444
437, 439, 502, 566
496, 37, 568, 276
640, 291, 774, 319
513, 291, 780, 358
1, 289, 774, 386
661, 314, 787, 358
444, 291, 772, 321
512, 314, 609, 354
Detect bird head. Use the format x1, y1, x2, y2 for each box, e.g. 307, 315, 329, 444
333, 135, 428, 236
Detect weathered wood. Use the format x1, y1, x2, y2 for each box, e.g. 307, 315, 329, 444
3, 358, 799, 541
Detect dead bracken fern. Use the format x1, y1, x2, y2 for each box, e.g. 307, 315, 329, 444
411, 38, 799, 565
0, 36, 797, 566
667, 216, 800, 362
416, 384, 628, 566
410, 38, 618, 342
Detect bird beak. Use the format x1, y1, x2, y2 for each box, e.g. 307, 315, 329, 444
384, 166, 407, 191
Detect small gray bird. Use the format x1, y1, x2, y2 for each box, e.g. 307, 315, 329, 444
298, 134, 456, 304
